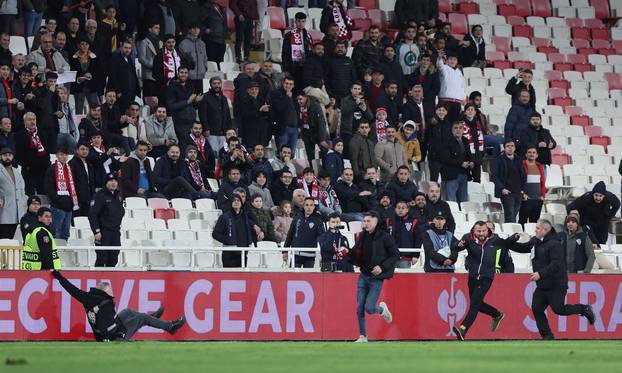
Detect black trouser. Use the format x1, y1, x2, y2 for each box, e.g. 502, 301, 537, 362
222, 250, 246, 268
462, 277, 500, 330
22, 163, 49, 196
531, 287, 586, 338
428, 159, 441, 183
117, 308, 172, 340
469, 164, 481, 183
294, 255, 315, 268
161, 176, 199, 200
0, 224, 17, 239
500, 193, 522, 223
519, 199, 543, 225
288, 64, 304, 95
234, 17, 254, 60
95, 229, 121, 267
205, 40, 226, 64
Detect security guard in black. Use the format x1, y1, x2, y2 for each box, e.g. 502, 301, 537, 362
88, 173, 125, 267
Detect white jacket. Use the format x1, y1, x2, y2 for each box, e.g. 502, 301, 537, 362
437, 57, 465, 102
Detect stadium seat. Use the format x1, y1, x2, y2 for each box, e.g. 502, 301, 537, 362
604, 72, 622, 90
458, 2, 479, 15
167, 218, 190, 230
449, 13, 469, 35
591, 0, 611, 19
267, 7, 287, 30
367, 9, 383, 28
552, 154, 571, 166
153, 208, 176, 221
498, 4, 517, 16
573, 63, 593, 73
591, 136, 611, 151
513, 25, 532, 37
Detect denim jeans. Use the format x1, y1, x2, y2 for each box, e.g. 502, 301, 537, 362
277, 127, 299, 158
24, 11, 43, 37
443, 173, 468, 203
356, 273, 384, 336
500, 193, 522, 223
50, 207, 72, 240
484, 135, 503, 157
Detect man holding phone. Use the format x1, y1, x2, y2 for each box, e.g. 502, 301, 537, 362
319, 213, 353, 272
505, 68, 536, 110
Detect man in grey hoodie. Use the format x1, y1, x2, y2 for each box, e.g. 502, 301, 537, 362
178, 23, 209, 92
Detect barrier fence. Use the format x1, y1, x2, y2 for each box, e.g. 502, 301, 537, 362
1, 271, 622, 341
0, 246, 22, 270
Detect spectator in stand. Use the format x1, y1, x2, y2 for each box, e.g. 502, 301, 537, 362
144, 105, 178, 158
365, 69, 385, 110
320, 0, 353, 44
519, 146, 546, 225
212, 194, 260, 267
166, 65, 202, 140
273, 200, 294, 243
340, 82, 373, 157
0, 147, 26, 239
88, 131, 123, 189
70, 37, 103, 115
45, 146, 78, 240
296, 92, 330, 161
68, 141, 96, 217
436, 51, 465, 123
323, 138, 344, 183
153, 34, 186, 101
302, 42, 326, 90
426, 183, 456, 232
56, 86, 79, 154
11, 53, 25, 79
493, 140, 526, 223
23, 1, 45, 37
0, 33, 10, 67
461, 104, 485, 183
27, 71, 60, 153
396, 120, 422, 171
107, 40, 139, 111
153, 144, 207, 200
284, 197, 326, 268
423, 211, 458, 273
519, 112, 556, 167
395, 25, 419, 76
504, 90, 535, 144
506, 69, 536, 110
53, 31, 69, 63
240, 81, 271, 149
137, 22, 163, 104
0, 63, 17, 121
15, 112, 50, 195
83, 19, 105, 60
271, 144, 295, 176
271, 169, 296, 206
352, 25, 384, 80
199, 76, 232, 153
201, 0, 228, 65
258, 59, 284, 97
101, 91, 133, 154
0, 117, 14, 153
233, 62, 258, 131
11, 67, 34, 129
220, 136, 250, 177
378, 45, 405, 93
65, 17, 81, 56
246, 143, 273, 183
120, 140, 162, 199
567, 181, 621, 245
319, 213, 353, 272
184, 145, 215, 199
250, 194, 275, 242
559, 214, 595, 274
385, 165, 418, 207
140, 0, 176, 38
89, 172, 125, 268
271, 76, 298, 151
217, 166, 249, 212
248, 170, 274, 210
461, 25, 486, 69
282, 12, 313, 92
358, 166, 384, 211
411, 191, 429, 224
99, 5, 127, 60
26, 33, 70, 75
349, 120, 376, 183
78, 103, 104, 144
440, 122, 472, 203
179, 23, 209, 92
316, 170, 342, 219
407, 58, 439, 125
120, 101, 148, 150
387, 200, 424, 268
230, 0, 259, 63
334, 168, 368, 221
374, 81, 402, 127
375, 125, 406, 182
325, 41, 357, 100
468, 91, 502, 157
180, 121, 215, 177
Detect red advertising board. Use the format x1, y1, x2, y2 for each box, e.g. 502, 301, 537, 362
1, 271, 621, 340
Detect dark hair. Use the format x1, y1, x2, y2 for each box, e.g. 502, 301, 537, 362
396, 165, 411, 173
471, 24, 483, 33
415, 32, 427, 39
279, 144, 292, 152
351, 81, 363, 88
136, 140, 150, 149
192, 121, 203, 128
530, 112, 542, 119
368, 25, 380, 32
227, 136, 239, 145
56, 145, 69, 155
521, 69, 533, 75
76, 140, 90, 149
155, 104, 167, 111
255, 170, 267, 179
177, 65, 190, 71
167, 143, 180, 151
363, 210, 380, 219
38, 207, 52, 217
525, 145, 538, 152
228, 166, 241, 174
328, 212, 341, 220
250, 193, 263, 201
503, 139, 515, 146
303, 197, 315, 204
163, 33, 176, 41
303, 167, 315, 175
318, 170, 330, 179
469, 91, 482, 101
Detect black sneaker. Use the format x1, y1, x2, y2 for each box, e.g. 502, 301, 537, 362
542, 334, 555, 340
168, 316, 186, 335
583, 305, 595, 325
452, 326, 466, 341
150, 307, 164, 319
491, 312, 505, 332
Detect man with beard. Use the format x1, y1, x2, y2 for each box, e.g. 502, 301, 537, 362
334, 168, 369, 221
68, 141, 96, 217
199, 76, 232, 154
385, 166, 418, 206
302, 43, 326, 90
326, 41, 357, 100
374, 81, 402, 126
217, 166, 249, 212
166, 65, 202, 140
152, 144, 204, 200
567, 181, 621, 245
120, 140, 163, 199
257, 59, 283, 98
411, 192, 429, 224
144, 105, 178, 158
426, 182, 455, 232
352, 25, 384, 80
107, 40, 139, 111
270, 169, 297, 206
181, 121, 215, 178
0, 147, 26, 239
386, 200, 423, 268
78, 104, 104, 144
240, 82, 271, 149
321, 23, 340, 59
282, 12, 313, 92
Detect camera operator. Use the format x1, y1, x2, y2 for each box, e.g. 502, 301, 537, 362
319, 213, 354, 272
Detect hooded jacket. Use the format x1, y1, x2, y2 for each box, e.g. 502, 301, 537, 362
559, 217, 595, 274
504, 101, 535, 142
566, 181, 621, 244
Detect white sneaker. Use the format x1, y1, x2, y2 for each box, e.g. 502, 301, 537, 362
379, 302, 392, 324
354, 335, 368, 343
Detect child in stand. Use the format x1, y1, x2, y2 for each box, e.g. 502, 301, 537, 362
397, 120, 422, 173
273, 200, 294, 244
374, 107, 389, 142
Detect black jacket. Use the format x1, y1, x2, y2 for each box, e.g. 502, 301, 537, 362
69, 52, 104, 94
518, 125, 556, 165
451, 231, 518, 280
68, 157, 96, 213
510, 230, 568, 290
284, 212, 326, 249
325, 55, 357, 99
153, 154, 190, 191
334, 179, 369, 213
45, 163, 76, 212
88, 188, 125, 233
427, 199, 456, 233
424, 116, 451, 161
406, 68, 440, 117
166, 80, 198, 126
212, 209, 256, 247
201, 3, 228, 43
53, 270, 126, 341
352, 39, 384, 79
567, 183, 621, 244
270, 178, 296, 206
20, 211, 38, 239
107, 54, 139, 98
386, 213, 423, 257
374, 91, 402, 126
460, 34, 486, 68
505, 77, 536, 110
378, 55, 406, 92
385, 177, 418, 204
395, 0, 433, 27
269, 88, 297, 136
198, 90, 232, 136
216, 179, 249, 212
439, 136, 472, 181
14, 127, 51, 169
27, 87, 60, 133
319, 229, 351, 264
350, 227, 400, 279
281, 28, 313, 71
492, 153, 527, 198
302, 54, 326, 88
180, 134, 215, 176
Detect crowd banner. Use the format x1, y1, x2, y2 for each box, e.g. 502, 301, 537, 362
1, 271, 621, 340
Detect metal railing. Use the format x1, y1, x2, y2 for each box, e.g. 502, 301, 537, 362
0, 246, 23, 270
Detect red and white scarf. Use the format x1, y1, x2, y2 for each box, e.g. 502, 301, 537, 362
299, 105, 310, 129
290, 28, 305, 63
91, 142, 105, 154
163, 48, 181, 80
1, 79, 13, 116
187, 160, 204, 189
319, 188, 339, 210
55, 160, 79, 210
375, 120, 388, 142
331, 1, 353, 40
298, 177, 320, 203
27, 127, 47, 156
463, 119, 484, 154
190, 132, 208, 162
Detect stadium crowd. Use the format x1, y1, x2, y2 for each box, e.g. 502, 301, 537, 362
0, 0, 620, 271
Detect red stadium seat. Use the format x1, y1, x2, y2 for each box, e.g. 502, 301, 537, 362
357, 0, 378, 8
564, 106, 583, 116
538, 46, 557, 54
604, 72, 622, 90
494, 60, 513, 69
439, 0, 452, 13
567, 54, 587, 64
308, 29, 324, 41
549, 79, 570, 91
515, 0, 532, 17
154, 208, 177, 221
368, 9, 384, 29
585, 18, 604, 28
590, 136, 610, 152
544, 70, 563, 80
351, 30, 364, 44
353, 18, 372, 30
552, 154, 570, 167
439, 12, 447, 22
507, 16, 526, 26
572, 39, 590, 49
591, 0, 611, 19
497, 4, 517, 17
573, 63, 593, 73
223, 87, 234, 103
222, 80, 234, 89
591, 28, 610, 40
571, 27, 590, 39
598, 48, 616, 56
513, 60, 532, 69
553, 63, 573, 72
548, 53, 566, 64
513, 25, 532, 37
449, 13, 469, 35
566, 18, 584, 28
571, 115, 591, 127
349, 8, 367, 20
584, 126, 603, 137
578, 48, 598, 56
532, 37, 550, 48
531, 0, 552, 17
552, 97, 573, 107
614, 40, 622, 54
491, 36, 511, 54
458, 2, 479, 15
547, 87, 567, 99
592, 39, 611, 49
218, 0, 229, 7
487, 50, 506, 61
267, 7, 287, 30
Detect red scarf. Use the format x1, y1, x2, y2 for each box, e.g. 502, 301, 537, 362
319, 187, 339, 209
91, 142, 105, 153
27, 127, 47, 156
55, 160, 79, 210
1, 79, 12, 116
163, 48, 180, 80
331, 1, 353, 40
375, 120, 387, 142
190, 132, 208, 162
300, 106, 310, 129
463, 119, 484, 154
188, 160, 204, 189
298, 177, 320, 203
290, 28, 305, 63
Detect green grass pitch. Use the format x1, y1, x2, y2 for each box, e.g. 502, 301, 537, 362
2, 341, 622, 372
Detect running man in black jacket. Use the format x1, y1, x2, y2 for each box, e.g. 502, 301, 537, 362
52, 270, 185, 341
